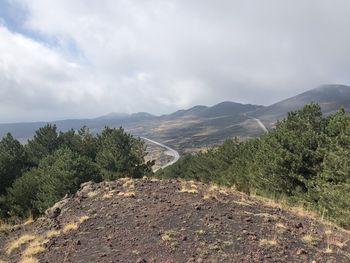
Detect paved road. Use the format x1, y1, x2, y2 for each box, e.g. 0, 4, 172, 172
142, 137, 180, 170
251, 117, 268, 133
243, 113, 268, 133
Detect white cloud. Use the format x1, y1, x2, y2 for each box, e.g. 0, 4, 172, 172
1, 0, 350, 121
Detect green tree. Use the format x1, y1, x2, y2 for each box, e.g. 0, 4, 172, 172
0, 133, 27, 195
6, 169, 41, 218
25, 124, 60, 166
77, 126, 99, 161
96, 127, 153, 179
313, 147, 350, 227
260, 103, 326, 196
35, 148, 101, 213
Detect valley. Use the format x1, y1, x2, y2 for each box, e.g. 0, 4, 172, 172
0, 84, 349, 155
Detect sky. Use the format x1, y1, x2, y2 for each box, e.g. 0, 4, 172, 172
0, 0, 350, 122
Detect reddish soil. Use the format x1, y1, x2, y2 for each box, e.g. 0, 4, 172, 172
0, 178, 349, 263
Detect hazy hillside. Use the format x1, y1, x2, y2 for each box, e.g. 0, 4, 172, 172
0, 84, 349, 152
252, 84, 350, 128
0, 102, 264, 152
0, 113, 156, 143
128, 102, 265, 153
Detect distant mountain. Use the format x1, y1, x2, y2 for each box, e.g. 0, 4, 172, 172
0, 112, 156, 143
197, 101, 262, 118
97, 112, 155, 120
129, 101, 266, 152
162, 105, 208, 119
0, 84, 349, 151
252, 84, 350, 128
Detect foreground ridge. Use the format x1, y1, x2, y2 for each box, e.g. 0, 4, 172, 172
1, 178, 349, 263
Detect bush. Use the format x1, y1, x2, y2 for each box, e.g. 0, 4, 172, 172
7, 169, 41, 218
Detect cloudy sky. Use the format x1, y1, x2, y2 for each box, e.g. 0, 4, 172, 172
0, 0, 349, 122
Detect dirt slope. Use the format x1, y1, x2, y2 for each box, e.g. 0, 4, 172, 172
1, 178, 349, 263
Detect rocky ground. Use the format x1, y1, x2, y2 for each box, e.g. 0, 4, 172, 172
1, 178, 349, 263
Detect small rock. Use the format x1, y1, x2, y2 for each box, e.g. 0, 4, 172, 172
297, 248, 307, 255
295, 222, 303, 229
45, 196, 69, 219
245, 217, 253, 223
136, 258, 147, 263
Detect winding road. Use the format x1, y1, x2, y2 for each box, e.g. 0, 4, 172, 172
251, 117, 268, 133
243, 113, 269, 133
142, 137, 180, 170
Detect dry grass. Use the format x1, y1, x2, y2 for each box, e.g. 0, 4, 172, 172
1, 215, 34, 233
203, 185, 219, 200
102, 192, 113, 199
302, 234, 315, 243
87, 191, 98, 198
196, 229, 205, 235
179, 188, 198, 194
0, 260, 8, 263
252, 194, 326, 224
275, 223, 286, 229
18, 257, 39, 263
118, 178, 136, 197
118, 191, 136, 198
275, 223, 287, 234
202, 184, 239, 202
332, 239, 350, 249
63, 222, 78, 233
46, 230, 61, 238
23, 216, 34, 226
324, 247, 333, 254
6, 234, 37, 255
121, 178, 135, 189
79, 215, 90, 224
0, 221, 12, 232
243, 211, 277, 221
259, 238, 277, 246
324, 229, 333, 253
23, 237, 47, 257
179, 181, 198, 194
233, 200, 253, 206
161, 230, 177, 242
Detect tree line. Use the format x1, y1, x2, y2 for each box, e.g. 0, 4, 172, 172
0, 126, 154, 221
157, 104, 350, 228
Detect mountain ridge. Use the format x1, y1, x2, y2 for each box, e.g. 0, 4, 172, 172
0, 84, 349, 151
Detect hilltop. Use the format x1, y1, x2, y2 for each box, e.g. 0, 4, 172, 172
252, 84, 350, 128
1, 178, 349, 263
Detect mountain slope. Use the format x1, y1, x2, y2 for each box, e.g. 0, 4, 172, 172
129, 102, 265, 152
0, 113, 156, 142
253, 84, 350, 128
0, 101, 265, 151
1, 178, 349, 262
198, 101, 262, 118
0, 84, 349, 151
